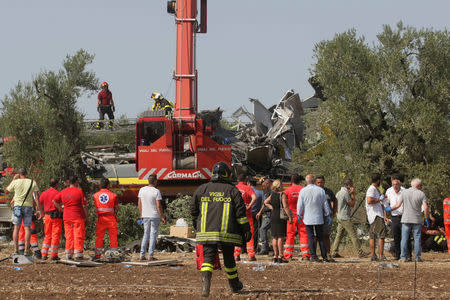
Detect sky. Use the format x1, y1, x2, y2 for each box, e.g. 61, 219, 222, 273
0, 0, 448, 120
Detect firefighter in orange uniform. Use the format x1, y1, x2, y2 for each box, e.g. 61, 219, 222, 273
39, 178, 63, 260
283, 174, 310, 260
234, 174, 257, 261
444, 197, 450, 254
93, 178, 119, 260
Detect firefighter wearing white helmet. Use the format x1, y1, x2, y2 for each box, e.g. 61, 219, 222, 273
151, 92, 174, 116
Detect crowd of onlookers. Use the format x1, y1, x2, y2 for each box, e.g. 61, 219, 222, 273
238, 173, 449, 262
5, 166, 449, 263
5, 167, 167, 262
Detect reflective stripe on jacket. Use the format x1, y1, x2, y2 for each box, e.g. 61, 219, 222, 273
191, 181, 249, 246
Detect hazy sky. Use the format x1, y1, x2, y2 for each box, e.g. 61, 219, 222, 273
0, 1, 448, 120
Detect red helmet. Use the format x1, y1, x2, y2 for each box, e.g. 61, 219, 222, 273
101, 81, 108, 87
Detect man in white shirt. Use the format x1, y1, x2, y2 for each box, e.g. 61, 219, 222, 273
365, 173, 388, 261
138, 175, 166, 261
384, 175, 405, 260
389, 178, 429, 262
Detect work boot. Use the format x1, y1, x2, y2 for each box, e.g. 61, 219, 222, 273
50, 256, 60, 261
228, 278, 243, 294
18, 250, 24, 255
25, 249, 33, 257
201, 271, 212, 297
34, 250, 42, 259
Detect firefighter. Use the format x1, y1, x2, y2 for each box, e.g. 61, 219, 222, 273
96, 81, 115, 129
283, 174, 310, 260
444, 197, 450, 254
54, 176, 88, 260
151, 92, 174, 116
39, 178, 63, 260
93, 178, 119, 260
18, 220, 41, 258
190, 162, 251, 297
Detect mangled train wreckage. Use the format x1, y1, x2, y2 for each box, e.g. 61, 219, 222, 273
82, 89, 321, 201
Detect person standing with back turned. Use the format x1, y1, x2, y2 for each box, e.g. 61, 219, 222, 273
39, 178, 62, 260
297, 174, 332, 262
138, 175, 166, 261
388, 178, 429, 262
190, 162, 251, 297
93, 178, 119, 260
6, 168, 41, 256
283, 174, 310, 261
55, 176, 88, 260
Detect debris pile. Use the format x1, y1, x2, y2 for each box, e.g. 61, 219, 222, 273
204, 89, 306, 177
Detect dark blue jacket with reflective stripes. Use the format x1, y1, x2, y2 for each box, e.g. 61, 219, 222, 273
190, 181, 250, 246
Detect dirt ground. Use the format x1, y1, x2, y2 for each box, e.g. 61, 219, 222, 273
0, 248, 449, 300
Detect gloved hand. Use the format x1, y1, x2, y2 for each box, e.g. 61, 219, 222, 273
327, 215, 332, 226
112, 105, 115, 112
137, 219, 143, 226
425, 218, 430, 228
243, 230, 252, 243
297, 214, 303, 223
385, 205, 392, 213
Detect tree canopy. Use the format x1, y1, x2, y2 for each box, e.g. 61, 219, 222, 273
294, 22, 449, 213
0, 49, 99, 189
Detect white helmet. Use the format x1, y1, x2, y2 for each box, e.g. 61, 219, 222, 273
151, 92, 162, 100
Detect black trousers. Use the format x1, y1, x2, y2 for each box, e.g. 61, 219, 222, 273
99, 105, 114, 120
305, 224, 327, 259
391, 216, 402, 259
202, 244, 238, 281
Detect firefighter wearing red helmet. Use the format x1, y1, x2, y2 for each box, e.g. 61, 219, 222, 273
96, 82, 115, 129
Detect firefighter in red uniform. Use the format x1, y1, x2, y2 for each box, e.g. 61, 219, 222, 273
444, 197, 450, 254
234, 174, 257, 261
283, 174, 310, 260
39, 178, 63, 260
54, 176, 89, 260
93, 178, 119, 260
96, 81, 115, 129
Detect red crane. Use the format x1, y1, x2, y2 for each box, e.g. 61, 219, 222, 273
135, 0, 231, 186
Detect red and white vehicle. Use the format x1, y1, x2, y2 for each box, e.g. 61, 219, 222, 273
135, 0, 231, 187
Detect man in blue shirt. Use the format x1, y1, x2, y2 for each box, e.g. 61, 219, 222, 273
297, 174, 333, 262
249, 179, 265, 253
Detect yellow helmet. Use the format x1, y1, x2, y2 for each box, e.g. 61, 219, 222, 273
151, 92, 162, 100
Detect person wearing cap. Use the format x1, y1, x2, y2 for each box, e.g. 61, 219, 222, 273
96, 81, 115, 129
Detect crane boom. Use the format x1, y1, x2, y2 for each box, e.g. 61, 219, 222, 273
134, 0, 231, 184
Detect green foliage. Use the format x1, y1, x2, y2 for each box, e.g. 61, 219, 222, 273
85, 114, 135, 149
84, 198, 143, 248
0, 49, 99, 190
220, 119, 238, 131
116, 203, 143, 245
159, 194, 192, 235
295, 23, 449, 214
